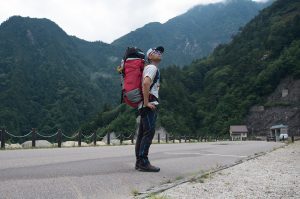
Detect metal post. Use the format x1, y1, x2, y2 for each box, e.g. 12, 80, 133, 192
131, 134, 134, 144
32, 128, 36, 148
166, 133, 168, 143
0, 128, 5, 149
93, 131, 97, 146
185, 135, 187, 143
120, 133, 123, 145
173, 135, 175, 143
158, 133, 160, 144
107, 132, 110, 145
78, 131, 82, 147
57, 129, 62, 148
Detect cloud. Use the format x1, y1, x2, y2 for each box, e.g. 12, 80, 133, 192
0, 0, 268, 43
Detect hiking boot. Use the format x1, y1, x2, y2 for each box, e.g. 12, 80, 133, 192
137, 163, 160, 172
135, 161, 139, 170
135, 159, 143, 170
135, 157, 150, 170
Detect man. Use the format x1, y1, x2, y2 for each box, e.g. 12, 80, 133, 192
135, 46, 164, 172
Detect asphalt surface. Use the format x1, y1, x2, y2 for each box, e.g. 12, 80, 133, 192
0, 141, 284, 199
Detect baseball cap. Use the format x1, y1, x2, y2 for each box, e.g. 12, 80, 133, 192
146, 46, 164, 60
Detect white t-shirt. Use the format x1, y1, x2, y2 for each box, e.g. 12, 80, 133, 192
139, 64, 160, 108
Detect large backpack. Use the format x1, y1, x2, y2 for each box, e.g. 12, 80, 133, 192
118, 47, 158, 108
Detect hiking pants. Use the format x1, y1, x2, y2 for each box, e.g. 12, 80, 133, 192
135, 107, 157, 165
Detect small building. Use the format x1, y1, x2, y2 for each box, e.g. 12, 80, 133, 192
230, 125, 248, 141
270, 124, 288, 142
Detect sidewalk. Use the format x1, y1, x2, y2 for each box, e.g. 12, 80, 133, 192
158, 142, 300, 199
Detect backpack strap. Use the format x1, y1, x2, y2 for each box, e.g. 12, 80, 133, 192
150, 68, 159, 90
149, 69, 160, 103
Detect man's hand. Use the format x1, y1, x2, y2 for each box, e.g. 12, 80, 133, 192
146, 102, 156, 110
143, 76, 157, 110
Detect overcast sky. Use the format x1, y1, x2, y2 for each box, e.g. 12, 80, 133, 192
0, 0, 268, 43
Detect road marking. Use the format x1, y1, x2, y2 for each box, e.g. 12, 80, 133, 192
164, 152, 247, 158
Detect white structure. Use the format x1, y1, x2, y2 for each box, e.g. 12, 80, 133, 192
153, 127, 169, 141
270, 124, 288, 142
230, 125, 248, 141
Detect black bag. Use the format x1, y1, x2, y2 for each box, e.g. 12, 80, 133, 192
123, 47, 145, 60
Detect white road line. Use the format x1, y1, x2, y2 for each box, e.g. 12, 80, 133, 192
164, 152, 247, 158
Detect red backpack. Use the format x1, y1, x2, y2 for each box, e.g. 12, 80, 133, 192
118, 47, 145, 108
118, 47, 159, 108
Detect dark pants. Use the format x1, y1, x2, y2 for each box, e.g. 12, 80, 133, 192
135, 107, 157, 165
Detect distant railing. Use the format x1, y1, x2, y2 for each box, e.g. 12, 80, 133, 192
0, 128, 229, 149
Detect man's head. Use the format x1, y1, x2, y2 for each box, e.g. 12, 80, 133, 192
147, 46, 164, 65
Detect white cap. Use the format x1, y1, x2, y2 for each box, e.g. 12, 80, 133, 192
146, 48, 154, 58
146, 47, 164, 61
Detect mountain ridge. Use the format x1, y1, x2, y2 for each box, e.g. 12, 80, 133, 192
0, 0, 274, 135
112, 0, 271, 66
81, 0, 300, 138
0, 16, 120, 134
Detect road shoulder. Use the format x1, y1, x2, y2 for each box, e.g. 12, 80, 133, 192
137, 142, 299, 199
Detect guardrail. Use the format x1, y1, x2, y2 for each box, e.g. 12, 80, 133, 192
0, 128, 226, 149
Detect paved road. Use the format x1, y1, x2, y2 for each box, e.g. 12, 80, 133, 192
0, 141, 284, 199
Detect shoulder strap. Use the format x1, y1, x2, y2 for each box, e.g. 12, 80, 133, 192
150, 69, 159, 90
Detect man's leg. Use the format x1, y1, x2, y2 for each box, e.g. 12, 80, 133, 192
137, 108, 160, 172
135, 116, 144, 169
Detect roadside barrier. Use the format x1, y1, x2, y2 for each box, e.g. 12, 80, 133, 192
0, 128, 227, 149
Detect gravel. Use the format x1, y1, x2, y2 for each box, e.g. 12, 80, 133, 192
159, 142, 300, 199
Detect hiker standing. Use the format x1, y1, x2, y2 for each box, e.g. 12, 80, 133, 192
135, 46, 164, 172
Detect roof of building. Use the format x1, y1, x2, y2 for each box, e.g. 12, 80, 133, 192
230, 125, 248, 133
270, 124, 288, 129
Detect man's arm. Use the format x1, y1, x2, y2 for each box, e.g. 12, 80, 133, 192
143, 76, 156, 110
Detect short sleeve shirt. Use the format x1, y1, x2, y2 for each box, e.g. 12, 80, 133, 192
139, 64, 160, 108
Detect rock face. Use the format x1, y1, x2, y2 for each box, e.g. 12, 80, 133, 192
0, 142, 9, 148
110, 139, 120, 145
22, 140, 53, 148
245, 77, 300, 136
74, 142, 88, 147
96, 141, 106, 146
122, 140, 133, 145
7, 143, 22, 149
62, 141, 75, 147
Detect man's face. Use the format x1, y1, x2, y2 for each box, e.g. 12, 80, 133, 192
148, 49, 162, 66
151, 59, 161, 66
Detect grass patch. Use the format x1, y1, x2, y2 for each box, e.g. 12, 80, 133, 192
147, 193, 170, 199
131, 188, 139, 196
160, 179, 172, 185
190, 173, 210, 184
202, 173, 210, 179
175, 176, 184, 181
